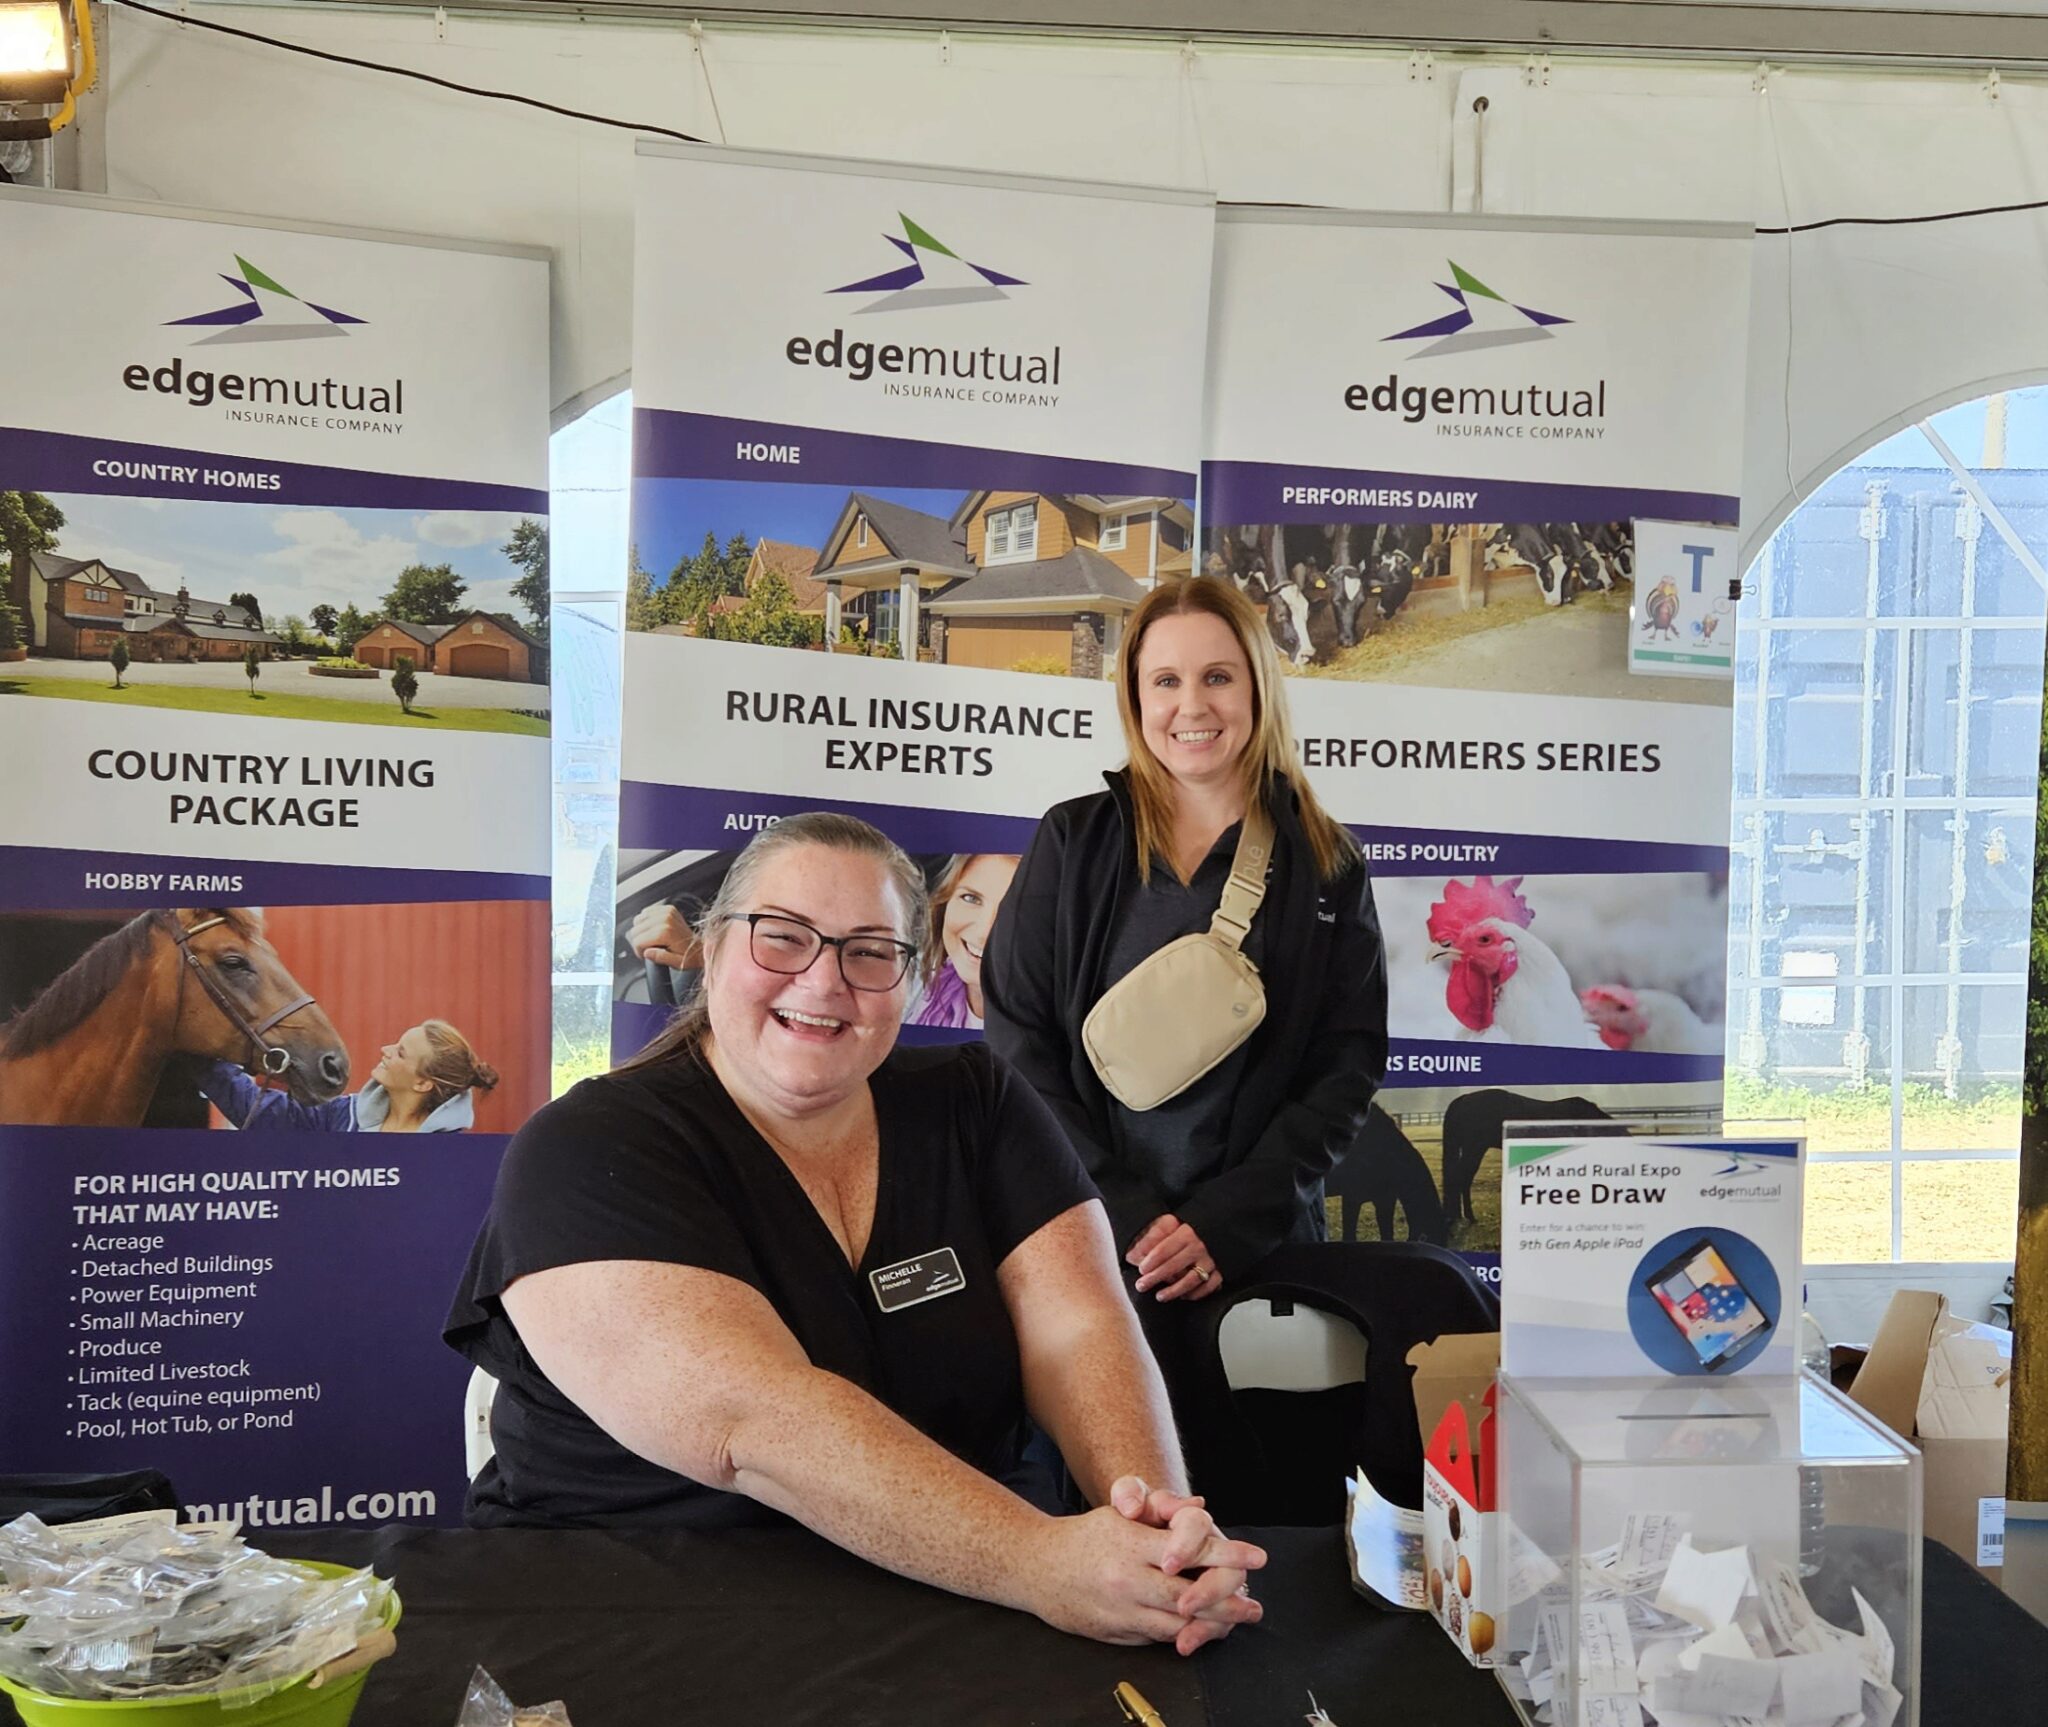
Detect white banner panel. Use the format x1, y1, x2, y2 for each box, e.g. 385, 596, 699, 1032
631, 144, 1212, 474
1202, 209, 1753, 1272
0, 189, 552, 1533
0, 194, 546, 490
0, 704, 550, 876
618, 144, 1214, 1058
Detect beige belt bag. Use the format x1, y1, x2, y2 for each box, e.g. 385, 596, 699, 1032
1082, 803, 1275, 1112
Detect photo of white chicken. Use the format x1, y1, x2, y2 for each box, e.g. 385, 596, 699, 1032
1418, 875, 1606, 1047
1578, 984, 1723, 1055
1378, 872, 1727, 1053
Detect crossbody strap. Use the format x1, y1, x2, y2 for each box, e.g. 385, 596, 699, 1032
1208, 798, 1277, 953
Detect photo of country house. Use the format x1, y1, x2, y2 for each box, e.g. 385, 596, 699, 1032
629, 477, 1195, 680
22, 554, 282, 664
349, 611, 546, 682
0, 490, 550, 736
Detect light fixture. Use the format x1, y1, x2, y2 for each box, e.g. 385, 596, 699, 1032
0, 3, 70, 106
0, 0, 94, 142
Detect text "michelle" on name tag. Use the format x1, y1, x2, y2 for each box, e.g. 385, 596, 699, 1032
870, 1248, 966, 1313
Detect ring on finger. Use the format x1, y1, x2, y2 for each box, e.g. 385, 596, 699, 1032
1195, 1265, 1213, 1283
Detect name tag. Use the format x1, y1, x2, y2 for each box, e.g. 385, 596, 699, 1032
869, 1247, 965, 1313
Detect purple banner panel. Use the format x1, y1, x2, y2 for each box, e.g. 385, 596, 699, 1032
0, 1127, 503, 1529
0, 425, 547, 514
635, 408, 1193, 498
1202, 458, 1740, 529
1354, 827, 1726, 878
0, 845, 547, 912
618, 783, 1722, 880
619, 780, 1045, 856
1387, 1038, 1723, 1088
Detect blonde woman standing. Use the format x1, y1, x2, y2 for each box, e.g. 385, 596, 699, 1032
982, 578, 1387, 1476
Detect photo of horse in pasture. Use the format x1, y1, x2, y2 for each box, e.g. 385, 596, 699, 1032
0, 902, 549, 1133
1322, 1080, 1722, 1253
1201, 518, 1730, 707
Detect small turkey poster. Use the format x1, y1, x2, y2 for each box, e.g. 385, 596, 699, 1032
1629, 521, 1739, 679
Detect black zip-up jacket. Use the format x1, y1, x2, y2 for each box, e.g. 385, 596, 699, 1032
981, 769, 1388, 1280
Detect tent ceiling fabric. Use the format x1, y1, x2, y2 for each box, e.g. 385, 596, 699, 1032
282, 0, 2048, 71
99, 6, 2048, 551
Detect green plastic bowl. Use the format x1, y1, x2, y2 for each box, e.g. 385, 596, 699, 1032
0, 1562, 402, 1727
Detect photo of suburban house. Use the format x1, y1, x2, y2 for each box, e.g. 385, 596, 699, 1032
20, 552, 281, 663
816, 489, 1193, 677
349, 610, 549, 684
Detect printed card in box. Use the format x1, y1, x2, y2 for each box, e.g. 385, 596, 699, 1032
1424, 1381, 1501, 1665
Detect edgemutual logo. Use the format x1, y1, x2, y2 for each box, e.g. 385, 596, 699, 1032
1346, 260, 1604, 439
168, 256, 367, 346
784, 214, 1060, 406
120, 257, 404, 432
1384, 261, 1571, 358
829, 214, 1026, 314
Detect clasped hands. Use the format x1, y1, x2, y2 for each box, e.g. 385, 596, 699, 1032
1032, 1476, 1265, 1656
1128, 1213, 1222, 1302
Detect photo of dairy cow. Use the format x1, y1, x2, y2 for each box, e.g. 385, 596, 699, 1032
1202, 518, 1728, 707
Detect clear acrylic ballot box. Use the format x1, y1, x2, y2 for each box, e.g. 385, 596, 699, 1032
1495, 1375, 1921, 1727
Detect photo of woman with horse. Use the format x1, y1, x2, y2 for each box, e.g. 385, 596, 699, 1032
0, 900, 545, 1133
197, 1020, 499, 1133
0, 908, 348, 1129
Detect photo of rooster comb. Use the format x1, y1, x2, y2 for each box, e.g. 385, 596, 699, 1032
1427, 875, 1534, 944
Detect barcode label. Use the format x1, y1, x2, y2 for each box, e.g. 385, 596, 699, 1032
1979, 1497, 2007, 1566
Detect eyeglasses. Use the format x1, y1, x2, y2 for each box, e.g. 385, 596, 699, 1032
739, 913, 919, 992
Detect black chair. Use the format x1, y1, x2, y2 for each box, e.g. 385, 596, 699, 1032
1177, 1241, 1498, 1526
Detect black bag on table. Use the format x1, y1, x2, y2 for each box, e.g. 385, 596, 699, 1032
0, 1470, 179, 1527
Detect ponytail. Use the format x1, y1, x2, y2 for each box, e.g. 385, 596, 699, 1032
417, 1018, 498, 1105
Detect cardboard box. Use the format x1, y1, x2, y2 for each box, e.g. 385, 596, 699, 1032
1847, 1289, 2010, 1581
1340, 1330, 1500, 1618
1412, 1332, 1502, 1664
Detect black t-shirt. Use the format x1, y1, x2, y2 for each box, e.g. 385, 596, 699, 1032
444, 1041, 1100, 1529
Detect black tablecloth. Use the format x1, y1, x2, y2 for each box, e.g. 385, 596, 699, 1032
6, 1529, 2042, 1726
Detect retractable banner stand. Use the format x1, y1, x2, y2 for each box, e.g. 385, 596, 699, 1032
617, 145, 1213, 1058
0, 191, 551, 1529
1202, 210, 1751, 1280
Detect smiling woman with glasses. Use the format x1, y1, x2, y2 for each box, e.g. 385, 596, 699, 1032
445, 811, 1266, 1654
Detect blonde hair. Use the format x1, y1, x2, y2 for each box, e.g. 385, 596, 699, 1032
615, 812, 930, 1075
417, 1019, 499, 1106
925, 855, 971, 978
1117, 577, 1357, 885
